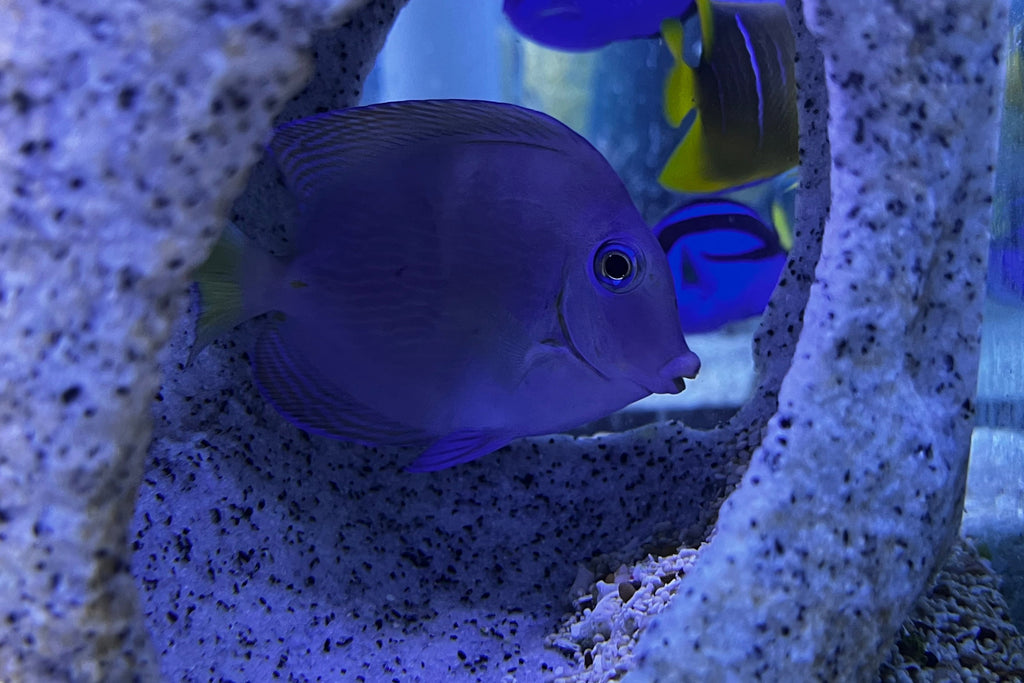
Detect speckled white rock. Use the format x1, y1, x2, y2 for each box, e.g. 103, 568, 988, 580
0, 0, 373, 679
628, 0, 1008, 681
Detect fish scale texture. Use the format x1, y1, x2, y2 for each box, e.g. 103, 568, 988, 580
628, 0, 1008, 681
0, 1, 1013, 683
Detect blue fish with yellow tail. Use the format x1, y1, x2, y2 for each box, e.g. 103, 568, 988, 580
194, 99, 700, 472
660, 0, 798, 193
654, 197, 786, 333
503, 0, 694, 51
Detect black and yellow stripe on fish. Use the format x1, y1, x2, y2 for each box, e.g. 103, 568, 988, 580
660, 0, 798, 194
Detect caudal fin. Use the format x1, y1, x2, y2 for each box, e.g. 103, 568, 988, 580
190, 222, 255, 361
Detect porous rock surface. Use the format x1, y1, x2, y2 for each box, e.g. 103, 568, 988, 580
0, 0, 381, 679
549, 538, 1024, 683
628, 0, 1010, 680
0, 0, 1013, 682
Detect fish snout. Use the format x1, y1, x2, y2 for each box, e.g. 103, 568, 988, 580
654, 351, 701, 395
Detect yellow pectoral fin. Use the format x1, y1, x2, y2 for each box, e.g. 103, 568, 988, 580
191, 223, 249, 363
661, 17, 696, 128
659, 114, 733, 194
663, 63, 696, 127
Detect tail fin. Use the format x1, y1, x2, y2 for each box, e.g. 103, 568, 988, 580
190, 222, 255, 361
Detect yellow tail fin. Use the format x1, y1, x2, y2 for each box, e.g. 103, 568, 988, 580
190, 223, 250, 361
660, 112, 742, 194
661, 18, 696, 128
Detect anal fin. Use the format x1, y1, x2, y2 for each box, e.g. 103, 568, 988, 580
661, 18, 696, 128
406, 432, 512, 473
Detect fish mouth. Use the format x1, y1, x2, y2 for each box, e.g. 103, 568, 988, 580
647, 353, 701, 395
644, 376, 687, 395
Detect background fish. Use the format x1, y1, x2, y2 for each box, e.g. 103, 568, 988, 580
653, 197, 787, 333
503, 0, 695, 51
989, 225, 1024, 305
660, 0, 798, 193
195, 99, 700, 471
709, 167, 798, 250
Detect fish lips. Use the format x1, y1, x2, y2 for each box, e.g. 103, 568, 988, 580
647, 352, 701, 395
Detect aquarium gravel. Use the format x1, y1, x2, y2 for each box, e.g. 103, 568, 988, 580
549, 538, 1024, 683
880, 540, 1024, 682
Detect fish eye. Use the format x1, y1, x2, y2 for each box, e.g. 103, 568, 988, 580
594, 241, 642, 292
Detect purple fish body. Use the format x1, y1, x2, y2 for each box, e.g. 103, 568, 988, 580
503, 0, 694, 50
202, 100, 699, 471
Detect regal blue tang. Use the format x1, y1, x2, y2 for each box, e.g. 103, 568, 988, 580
195, 99, 700, 472
660, 0, 798, 193
503, 0, 798, 194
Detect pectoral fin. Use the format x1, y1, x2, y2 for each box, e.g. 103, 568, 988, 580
661, 18, 696, 128
663, 62, 696, 128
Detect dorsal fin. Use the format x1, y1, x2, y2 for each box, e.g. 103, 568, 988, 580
269, 99, 588, 200
405, 431, 512, 473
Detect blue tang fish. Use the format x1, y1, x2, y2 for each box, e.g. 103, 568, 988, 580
660, 0, 798, 193
195, 99, 700, 472
503, 0, 695, 51
654, 197, 786, 333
